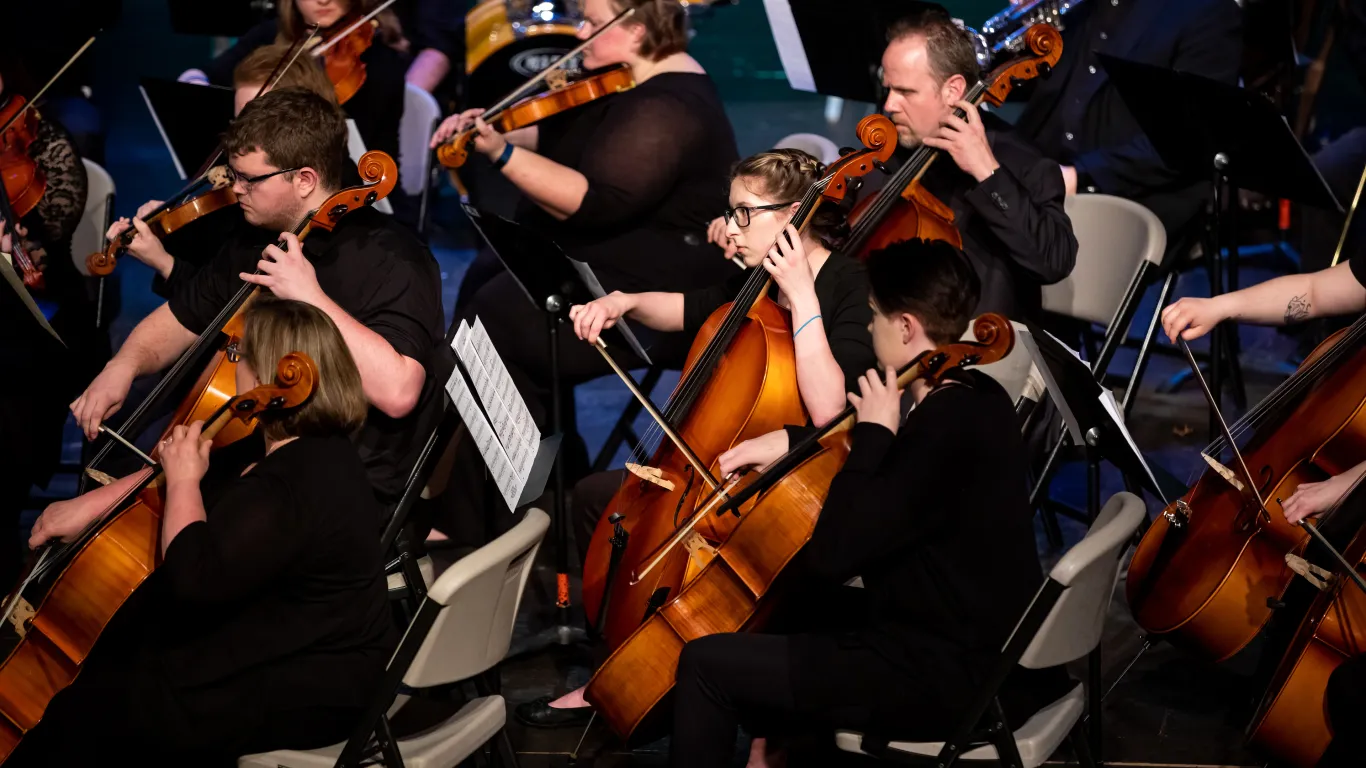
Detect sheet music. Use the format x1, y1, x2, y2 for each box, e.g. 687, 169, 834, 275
445, 318, 544, 509
1099, 388, 1165, 503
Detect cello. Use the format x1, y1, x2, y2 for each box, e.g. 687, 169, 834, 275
1126, 316, 1366, 662
584, 315, 1016, 738
0, 351, 319, 762
579, 116, 898, 651
843, 23, 1063, 259
80, 152, 398, 483
0, 94, 45, 289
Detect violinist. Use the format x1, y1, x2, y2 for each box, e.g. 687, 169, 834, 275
13, 297, 397, 767
873, 6, 1076, 319
670, 239, 1070, 767
515, 149, 878, 727
113, 45, 340, 300
180, 0, 406, 165
1161, 262, 1366, 768
72, 88, 444, 506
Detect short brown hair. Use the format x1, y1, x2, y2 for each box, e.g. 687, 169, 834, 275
613, 0, 689, 61
241, 296, 368, 441
276, 0, 404, 48
887, 4, 980, 85
866, 238, 980, 345
732, 149, 848, 249
225, 86, 348, 190
232, 42, 337, 105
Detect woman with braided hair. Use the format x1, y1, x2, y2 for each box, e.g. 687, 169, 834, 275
515, 148, 878, 728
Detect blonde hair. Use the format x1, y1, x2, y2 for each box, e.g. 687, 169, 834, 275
241, 296, 368, 441
732, 148, 848, 248
233, 42, 338, 105
612, 0, 689, 61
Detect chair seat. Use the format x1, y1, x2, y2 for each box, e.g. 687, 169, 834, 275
387, 555, 435, 594
238, 694, 506, 768
834, 683, 1084, 768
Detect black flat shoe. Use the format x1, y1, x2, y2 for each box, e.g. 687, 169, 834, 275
514, 695, 595, 728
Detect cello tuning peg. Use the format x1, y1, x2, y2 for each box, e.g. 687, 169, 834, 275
1010, 76, 1026, 90
873, 160, 891, 175
1037, 62, 1052, 78
839, 147, 857, 157
1266, 597, 1287, 610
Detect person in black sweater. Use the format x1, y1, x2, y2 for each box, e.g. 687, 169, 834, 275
73, 89, 444, 506
17, 297, 396, 767
181, 0, 406, 166
875, 6, 1076, 320
670, 239, 1071, 768
514, 148, 877, 727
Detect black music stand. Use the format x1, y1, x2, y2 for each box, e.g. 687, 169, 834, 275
461, 204, 651, 642
1098, 53, 1340, 440
140, 78, 234, 181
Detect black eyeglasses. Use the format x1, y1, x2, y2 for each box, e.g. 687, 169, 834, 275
722, 202, 797, 228
224, 164, 302, 192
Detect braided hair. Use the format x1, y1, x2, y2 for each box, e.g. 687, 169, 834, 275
731, 148, 849, 250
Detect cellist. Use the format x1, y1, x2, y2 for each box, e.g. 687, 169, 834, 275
70, 88, 444, 507
671, 239, 1071, 767
14, 297, 397, 767
1162, 258, 1366, 768
855, 6, 1076, 319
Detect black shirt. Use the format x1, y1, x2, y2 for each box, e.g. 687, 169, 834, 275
1352, 256, 1366, 288
167, 206, 445, 501
795, 369, 1069, 729
912, 119, 1078, 320
524, 72, 739, 295
203, 20, 406, 165
681, 250, 875, 393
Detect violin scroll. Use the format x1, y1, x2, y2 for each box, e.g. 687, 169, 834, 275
980, 23, 1064, 106
229, 352, 319, 420
817, 114, 899, 204
903, 312, 1015, 387
303, 150, 398, 235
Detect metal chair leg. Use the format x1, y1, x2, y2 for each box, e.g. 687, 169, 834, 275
494, 726, 521, 768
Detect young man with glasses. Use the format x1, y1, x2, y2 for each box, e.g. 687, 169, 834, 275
71, 87, 444, 507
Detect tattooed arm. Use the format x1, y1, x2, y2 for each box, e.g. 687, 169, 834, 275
1161, 261, 1366, 342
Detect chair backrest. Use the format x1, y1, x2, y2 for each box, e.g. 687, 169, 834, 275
345, 119, 393, 215
1044, 194, 1165, 328
72, 159, 115, 277
964, 319, 1038, 406
1019, 491, 1145, 668
399, 83, 441, 198
403, 508, 550, 687
773, 132, 840, 164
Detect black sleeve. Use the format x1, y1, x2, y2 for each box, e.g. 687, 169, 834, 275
202, 20, 279, 86
564, 91, 705, 230
682, 270, 749, 336
351, 241, 443, 364
1072, 0, 1240, 196
348, 46, 406, 163
1351, 256, 1366, 289
411, 0, 465, 61
167, 244, 250, 335
1347, 0, 1366, 91
964, 147, 1078, 286
153, 258, 202, 300
160, 472, 309, 604
799, 388, 973, 583
822, 263, 876, 393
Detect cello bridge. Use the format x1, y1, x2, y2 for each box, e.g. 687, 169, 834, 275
1285, 554, 1334, 591
7, 597, 35, 638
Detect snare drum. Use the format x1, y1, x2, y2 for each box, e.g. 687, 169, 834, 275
466, 0, 583, 106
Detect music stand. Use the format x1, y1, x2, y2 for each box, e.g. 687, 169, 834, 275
1098, 53, 1340, 439
139, 78, 234, 181
461, 204, 651, 641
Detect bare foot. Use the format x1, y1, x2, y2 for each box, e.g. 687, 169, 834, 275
549, 685, 588, 708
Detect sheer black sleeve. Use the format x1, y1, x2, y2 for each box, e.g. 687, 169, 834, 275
564, 91, 707, 230
682, 270, 749, 335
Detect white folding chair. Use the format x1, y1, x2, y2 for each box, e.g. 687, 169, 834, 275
835, 492, 1145, 767
774, 132, 841, 164
399, 83, 442, 232
73, 159, 115, 277
239, 508, 550, 768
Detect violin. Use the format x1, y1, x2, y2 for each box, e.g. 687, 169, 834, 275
579, 116, 897, 652
307, 0, 400, 105
86, 167, 239, 277
843, 23, 1064, 260
584, 315, 1016, 738
437, 66, 636, 169
0, 94, 48, 289
0, 351, 319, 763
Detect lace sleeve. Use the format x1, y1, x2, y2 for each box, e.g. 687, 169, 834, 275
565, 90, 706, 229
28, 118, 87, 247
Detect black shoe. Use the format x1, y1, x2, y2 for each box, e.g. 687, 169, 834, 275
514, 695, 595, 729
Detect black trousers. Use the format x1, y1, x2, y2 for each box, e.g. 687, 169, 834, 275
1320, 654, 1366, 768
572, 468, 626, 568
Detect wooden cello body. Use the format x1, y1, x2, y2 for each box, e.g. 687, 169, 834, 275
581, 117, 898, 649
1247, 523, 1366, 768
0, 355, 318, 762
584, 315, 1015, 738
1126, 321, 1366, 661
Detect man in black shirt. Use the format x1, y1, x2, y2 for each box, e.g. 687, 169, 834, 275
670, 239, 1069, 767
878, 6, 1077, 320
70, 88, 445, 503
1014, 0, 1241, 242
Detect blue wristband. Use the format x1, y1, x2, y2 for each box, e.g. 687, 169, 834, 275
493, 142, 515, 169
793, 314, 822, 339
